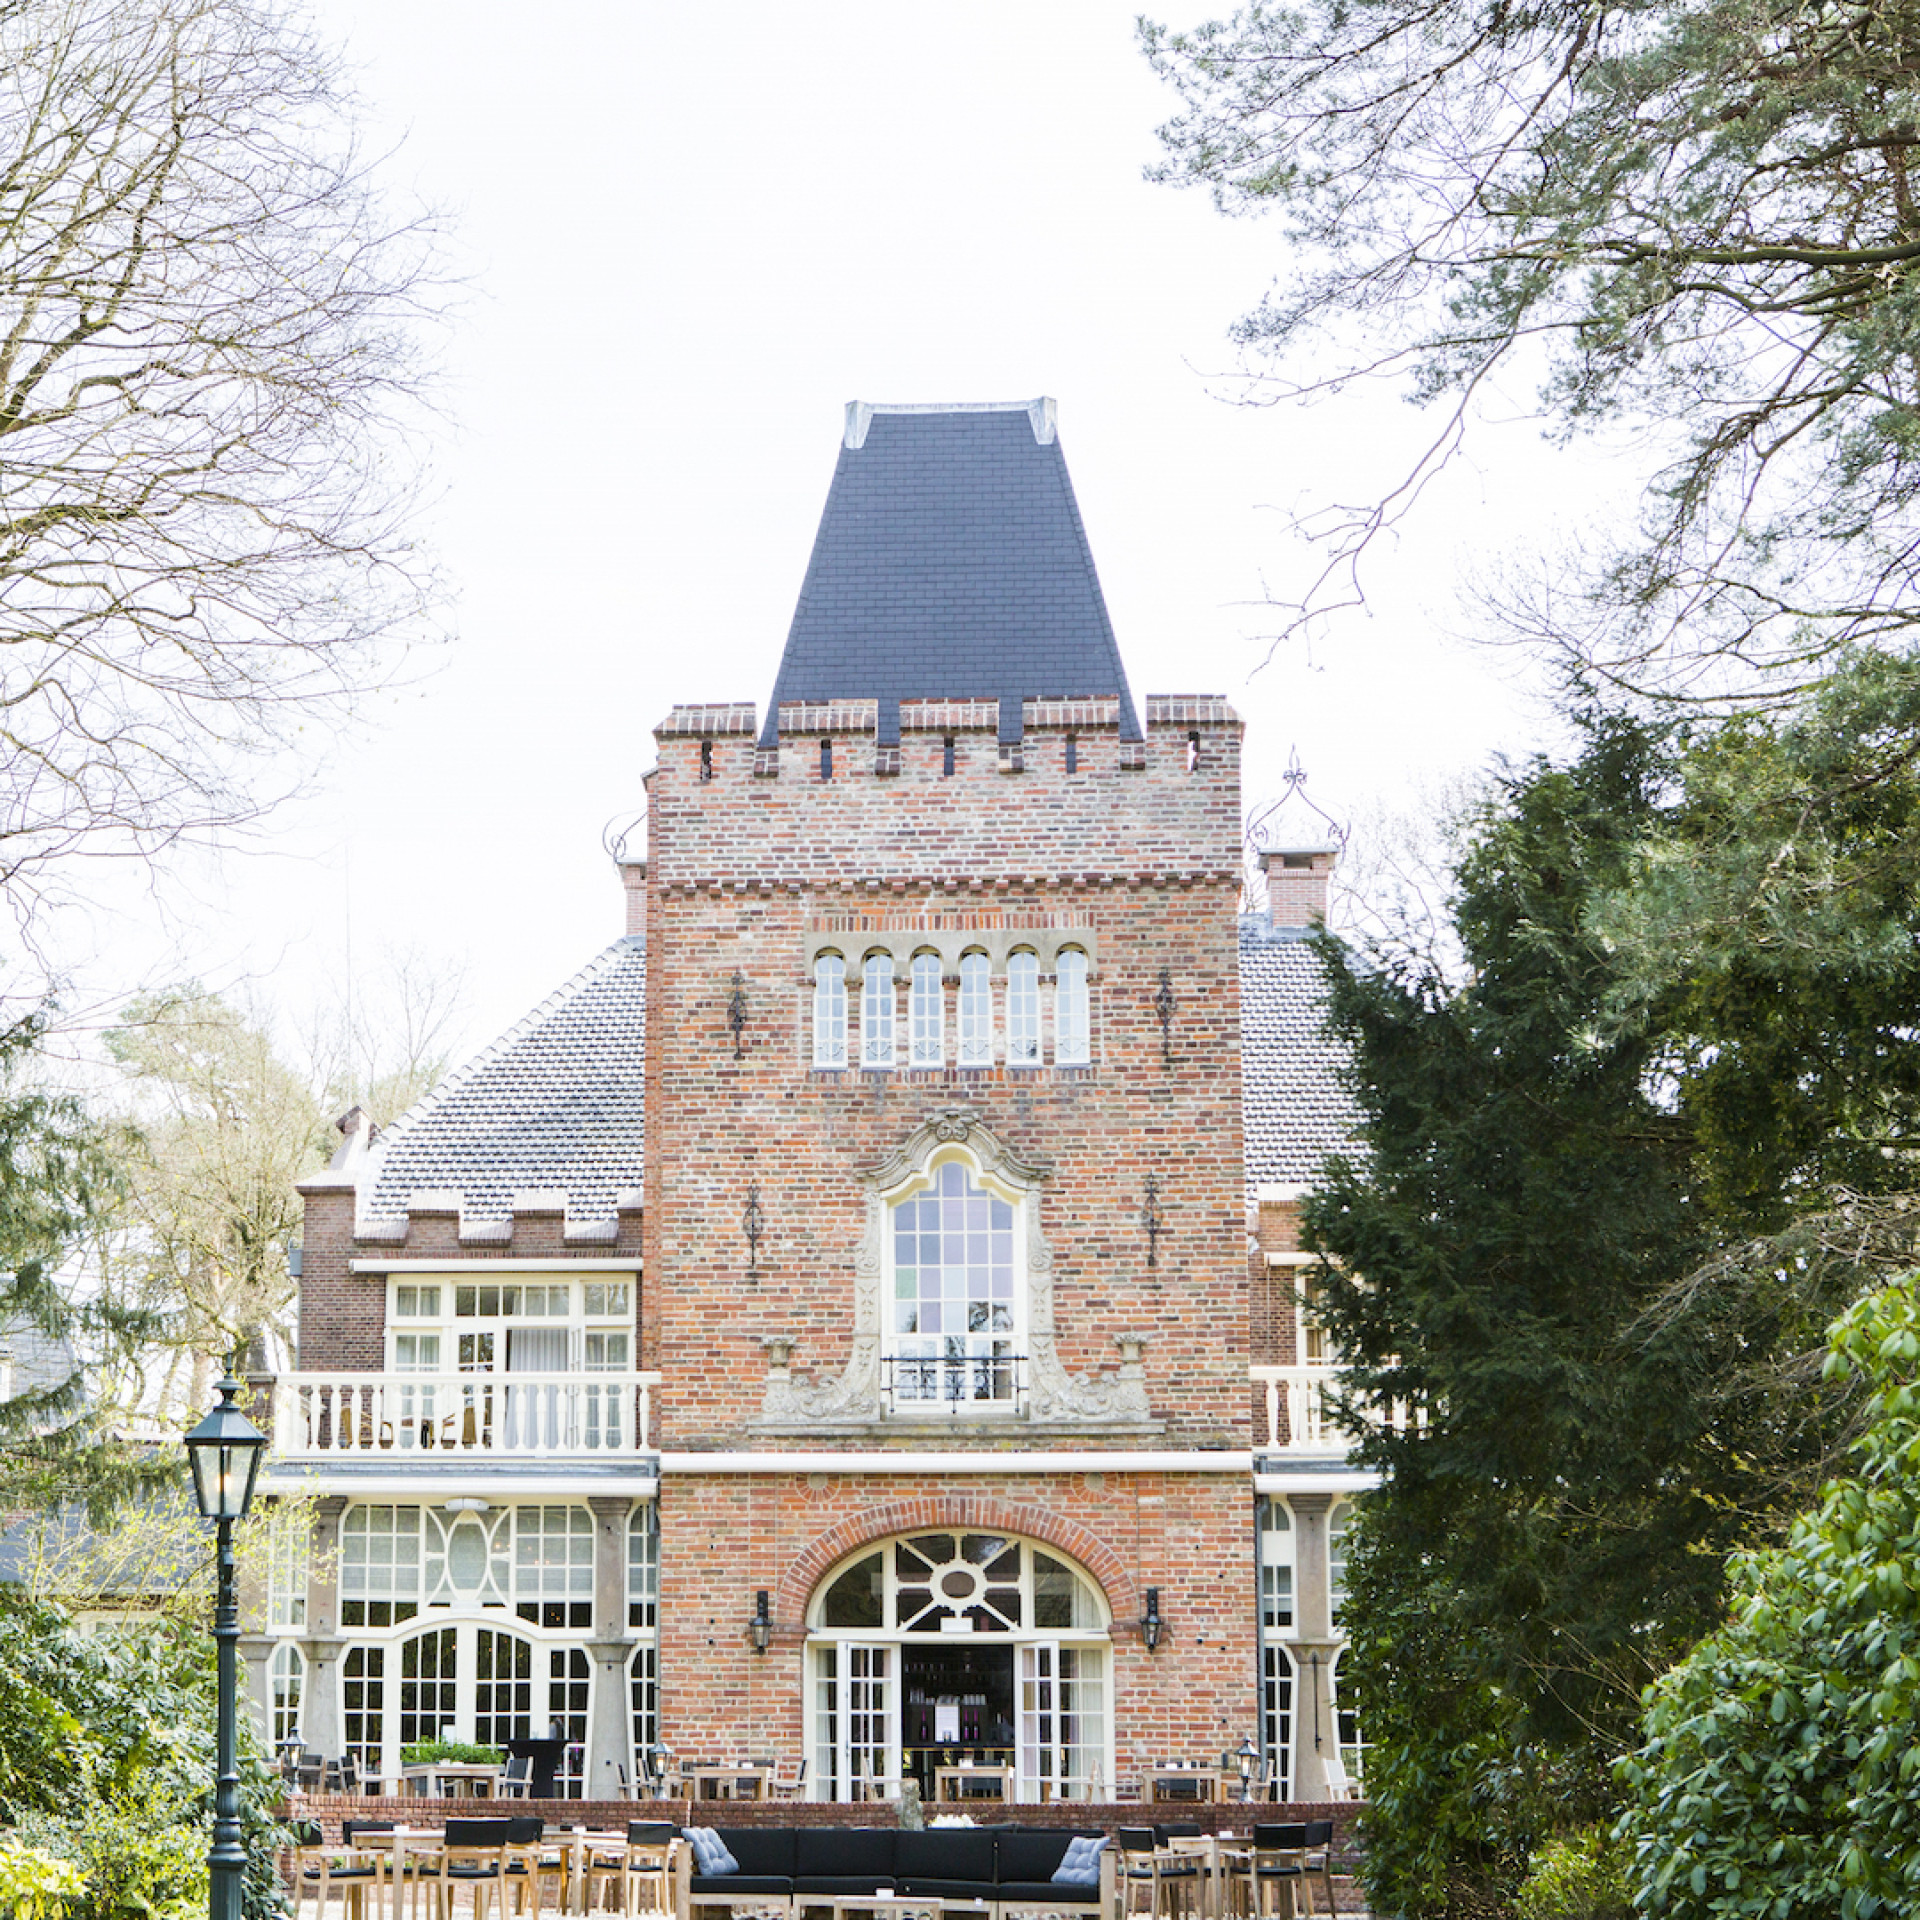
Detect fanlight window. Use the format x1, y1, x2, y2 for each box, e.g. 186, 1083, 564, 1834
816, 1533, 1104, 1634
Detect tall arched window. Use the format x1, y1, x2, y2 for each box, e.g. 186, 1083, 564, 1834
958, 952, 992, 1065
909, 953, 943, 1067
813, 954, 847, 1068
1006, 950, 1040, 1066
887, 1156, 1020, 1408
1055, 948, 1089, 1065
862, 954, 896, 1068
270, 1642, 305, 1748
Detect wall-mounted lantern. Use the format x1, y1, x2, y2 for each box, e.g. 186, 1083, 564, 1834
744, 1184, 764, 1278
727, 972, 748, 1057
1141, 1586, 1165, 1653
1141, 1177, 1164, 1269
749, 1589, 772, 1654
1154, 968, 1175, 1064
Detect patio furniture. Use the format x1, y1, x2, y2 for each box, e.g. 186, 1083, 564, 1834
498, 1753, 533, 1798
1239, 1825, 1312, 1920
766, 1757, 809, 1800
1298, 1823, 1336, 1918
290, 1820, 384, 1920
934, 1763, 1014, 1802
440, 1819, 514, 1920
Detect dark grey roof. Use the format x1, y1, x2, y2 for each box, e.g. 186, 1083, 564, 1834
0, 1316, 80, 1401
1240, 916, 1364, 1197
365, 939, 647, 1225
764, 401, 1142, 747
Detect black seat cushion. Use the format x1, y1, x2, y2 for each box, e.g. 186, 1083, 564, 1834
795, 1827, 899, 1885
898, 1830, 997, 1886
718, 1829, 798, 1878
996, 1881, 1105, 1906
995, 1831, 1080, 1883
690, 1876, 796, 1897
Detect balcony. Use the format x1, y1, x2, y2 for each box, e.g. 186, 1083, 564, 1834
1251, 1364, 1425, 1456
271, 1371, 662, 1460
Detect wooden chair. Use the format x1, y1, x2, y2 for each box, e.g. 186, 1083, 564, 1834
1320, 1756, 1363, 1801
439, 1819, 514, 1920
1115, 1828, 1198, 1920
766, 1756, 808, 1800
1299, 1821, 1337, 1918
498, 1753, 533, 1799
290, 1821, 384, 1920
620, 1824, 680, 1918
1238, 1825, 1312, 1920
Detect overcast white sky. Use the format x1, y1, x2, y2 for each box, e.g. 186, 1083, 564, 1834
57, 0, 1633, 1068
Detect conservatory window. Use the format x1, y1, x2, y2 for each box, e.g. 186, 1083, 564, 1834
341, 1505, 423, 1628
270, 1642, 305, 1748
1258, 1498, 1294, 1633
1055, 947, 1089, 1065
628, 1506, 659, 1631
909, 953, 944, 1067
957, 952, 993, 1065
862, 954, 896, 1068
813, 954, 847, 1068
1006, 950, 1040, 1066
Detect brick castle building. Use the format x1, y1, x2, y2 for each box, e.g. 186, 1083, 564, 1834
251, 399, 1367, 1808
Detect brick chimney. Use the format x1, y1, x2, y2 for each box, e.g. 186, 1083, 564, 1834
1257, 843, 1338, 930
620, 860, 647, 938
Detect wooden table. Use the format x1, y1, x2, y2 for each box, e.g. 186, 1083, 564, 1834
932, 1763, 1015, 1802
399, 1760, 505, 1797
688, 1764, 771, 1800
1143, 1767, 1225, 1803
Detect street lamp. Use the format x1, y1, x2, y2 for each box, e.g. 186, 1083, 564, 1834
184, 1369, 266, 1920
1236, 1736, 1258, 1800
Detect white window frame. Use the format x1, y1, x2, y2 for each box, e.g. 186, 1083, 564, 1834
861, 953, 896, 1069
908, 952, 944, 1068
882, 1147, 1027, 1413
813, 954, 848, 1068
1006, 949, 1041, 1067
384, 1277, 631, 1378
957, 951, 993, 1065
270, 1641, 305, 1749
1258, 1497, 1295, 1635
1054, 947, 1090, 1065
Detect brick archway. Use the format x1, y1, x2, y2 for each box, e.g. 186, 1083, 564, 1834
778, 1496, 1135, 1627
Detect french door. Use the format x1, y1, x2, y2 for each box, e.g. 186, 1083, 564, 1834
1018, 1642, 1107, 1800
813, 1641, 896, 1800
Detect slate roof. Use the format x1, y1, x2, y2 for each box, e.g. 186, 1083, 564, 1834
1240, 915, 1365, 1198
764, 402, 1142, 747
364, 938, 647, 1226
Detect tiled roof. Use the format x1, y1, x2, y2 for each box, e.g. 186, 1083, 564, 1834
364, 939, 647, 1226
763, 403, 1143, 747
1240, 915, 1365, 1197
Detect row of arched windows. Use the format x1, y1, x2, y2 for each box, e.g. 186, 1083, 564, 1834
814, 949, 1090, 1070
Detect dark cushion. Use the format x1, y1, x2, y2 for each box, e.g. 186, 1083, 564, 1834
690, 1877, 795, 1898
898, 1830, 997, 1885
996, 1831, 1078, 1882
899, 1878, 1003, 1901
995, 1882, 1105, 1907
717, 1829, 797, 1877
796, 1828, 899, 1881
797, 1877, 913, 1898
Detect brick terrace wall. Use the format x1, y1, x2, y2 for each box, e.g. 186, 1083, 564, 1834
640, 706, 1249, 1447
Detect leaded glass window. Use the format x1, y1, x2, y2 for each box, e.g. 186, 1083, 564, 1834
888, 1161, 1018, 1405
1055, 948, 1089, 1065
909, 953, 943, 1067
1006, 950, 1040, 1065
814, 955, 847, 1068
862, 954, 895, 1067
958, 952, 992, 1065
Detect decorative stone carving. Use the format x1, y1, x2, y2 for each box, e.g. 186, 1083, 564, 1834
757, 1108, 1158, 1431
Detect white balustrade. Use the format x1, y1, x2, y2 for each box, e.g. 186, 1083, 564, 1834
1250, 1364, 1424, 1454
271, 1371, 660, 1458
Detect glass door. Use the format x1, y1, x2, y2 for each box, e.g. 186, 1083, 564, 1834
812, 1642, 897, 1800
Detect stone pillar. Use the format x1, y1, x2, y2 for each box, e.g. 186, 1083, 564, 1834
300, 1496, 348, 1761
588, 1496, 636, 1796
239, 1634, 275, 1746
1288, 1492, 1336, 1801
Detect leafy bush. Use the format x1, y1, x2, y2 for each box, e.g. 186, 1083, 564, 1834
0, 1593, 290, 1920
1517, 1827, 1631, 1920
400, 1738, 505, 1767
0, 1835, 85, 1919
1616, 1277, 1920, 1919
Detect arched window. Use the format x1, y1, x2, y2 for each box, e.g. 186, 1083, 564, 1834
1329, 1499, 1356, 1628
270, 1642, 305, 1749
1258, 1499, 1294, 1632
1055, 948, 1089, 1065
957, 952, 992, 1065
887, 1157, 1020, 1408
862, 954, 895, 1068
909, 953, 943, 1067
813, 954, 847, 1069
1006, 950, 1040, 1066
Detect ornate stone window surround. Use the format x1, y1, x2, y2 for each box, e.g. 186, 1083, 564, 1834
756, 1108, 1156, 1433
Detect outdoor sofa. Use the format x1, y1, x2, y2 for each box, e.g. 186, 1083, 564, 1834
676, 1824, 1114, 1920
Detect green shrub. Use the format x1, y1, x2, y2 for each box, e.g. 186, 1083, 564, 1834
400, 1739, 506, 1767
0, 1836, 85, 1919
1517, 1827, 1631, 1920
